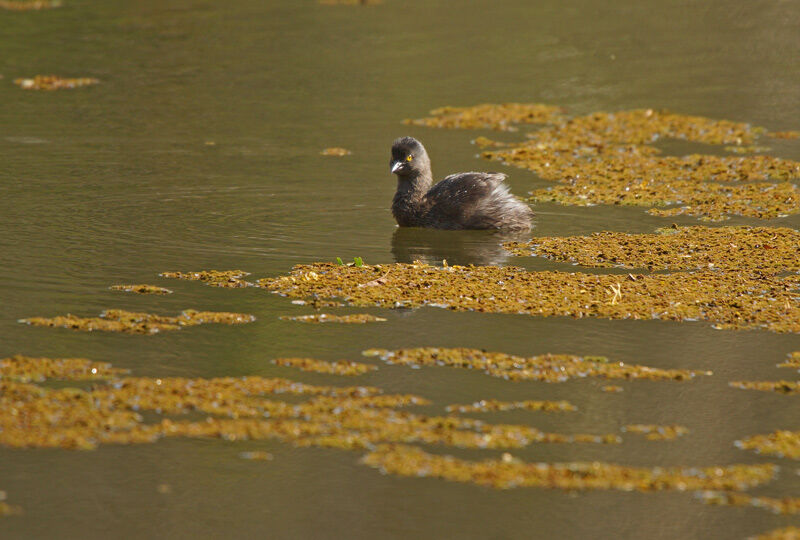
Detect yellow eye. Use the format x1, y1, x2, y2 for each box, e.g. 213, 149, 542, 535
406, 155, 413, 161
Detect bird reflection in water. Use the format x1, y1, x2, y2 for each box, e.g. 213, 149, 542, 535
391, 227, 532, 267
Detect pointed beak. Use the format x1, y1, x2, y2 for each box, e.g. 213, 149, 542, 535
391, 161, 403, 174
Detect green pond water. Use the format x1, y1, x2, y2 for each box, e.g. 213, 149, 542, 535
1, 0, 799, 538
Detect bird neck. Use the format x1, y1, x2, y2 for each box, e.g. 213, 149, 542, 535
392, 169, 433, 226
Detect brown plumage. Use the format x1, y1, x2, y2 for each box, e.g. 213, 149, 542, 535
390, 137, 534, 230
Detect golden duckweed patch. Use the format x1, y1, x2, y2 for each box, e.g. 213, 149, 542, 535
363, 347, 709, 383
239, 451, 273, 461
404, 103, 564, 131
14, 75, 98, 90
725, 145, 771, 154
754, 527, 800, 540
622, 424, 689, 440
19, 309, 255, 334
0, 355, 128, 382
279, 313, 386, 323
110, 284, 173, 295
730, 381, 799, 394
160, 270, 251, 288
469, 108, 800, 220
0, 0, 60, 10
445, 399, 576, 413
259, 262, 800, 333
318, 0, 381, 5
273, 357, 378, 376
698, 491, 800, 514
505, 226, 800, 274
361, 444, 776, 491
770, 132, 800, 140
778, 352, 800, 369
0, 495, 21, 516
320, 147, 352, 156
736, 430, 800, 459
0, 370, 622, 451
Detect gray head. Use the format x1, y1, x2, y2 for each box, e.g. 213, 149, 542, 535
390, 136, 431, 178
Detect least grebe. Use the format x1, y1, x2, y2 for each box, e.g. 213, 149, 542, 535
390, 137, 534, 230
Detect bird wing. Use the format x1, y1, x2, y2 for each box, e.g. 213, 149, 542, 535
425, 172, 507, 225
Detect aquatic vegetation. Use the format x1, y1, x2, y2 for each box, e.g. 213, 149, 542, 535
698, 491, 800, 514
736, 430, 800, 459
453, 107, 800, 220
361, 444, 776, 491
280, 313, 386, 323
404, 103, 564, 131
504, 226, 800, 274
239, 451, 273, 461
259, 262, 800, 333
320, 148, 352, 156
730, 381, 799, 394
19, 309, 255, 334
363, 347, 710, 383
160, 270, 251, 288
13, 75, 98, 90
770, 132, 800, 139
622, 424, 689, 440
0, 369, 621, 451
778, 352, 800, 370
0, 355, 128, 382
0, 491, 21, 516
725, 145, 771, 154
473, 136, 507, 148
110, 284, 173, 295
445, 399, 576, 413
318, 0, 381, 5
602, 385, 623, 393
0, 0, 60, 10
273, 357, 378, 375
753, 527, 800, 540
531, 180, 800, 221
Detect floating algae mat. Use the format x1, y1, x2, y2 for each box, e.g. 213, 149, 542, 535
2, 355, 790, 501
730, 380, 800, 394
0, 493, 21, 517
0, 357, 625, 451
239, 451, 274, 461
110, 284, 173, 295
778, 352, 800, 369
318, 0, 382, 5
445, 399, 577, 413
160, 270, 251, 288
621, 424, 689, 441
736, 431, 800, 460
320, 147, 352, 156
361, 444, 776, 492
730, 352, 800, 394
273, 357, 378, 376
409, 104, 800, 220
19, 309, 255, 334
363, 347, 710, 383
0, 355, 128, 382
404, 103, 564, 131
259, 262, 800, 333
13, 75, 98, 90
279, 313, 386, 323
0, 0, 60, 10
504, 226, 800, 274
754, 527, 800, 540
698, 491, 800, 515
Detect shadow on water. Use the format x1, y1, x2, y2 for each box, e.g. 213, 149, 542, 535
390, 227, 531, 266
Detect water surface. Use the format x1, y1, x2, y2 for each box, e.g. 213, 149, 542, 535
1, 0, 799, 538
